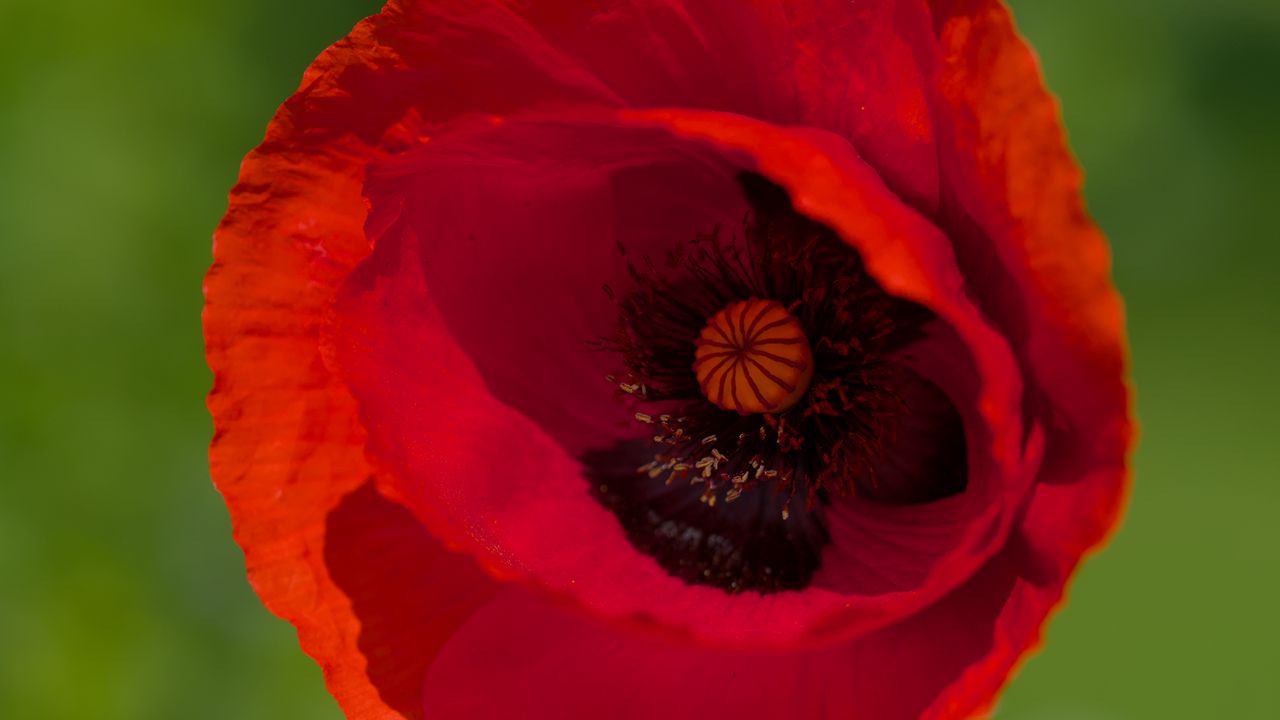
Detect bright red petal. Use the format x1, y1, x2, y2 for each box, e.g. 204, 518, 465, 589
929, 0, 1132, 542
921, 0, 1134, 704
204, 9, 503, 718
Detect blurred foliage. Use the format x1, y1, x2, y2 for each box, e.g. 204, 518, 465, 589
0, 1, 1275, 718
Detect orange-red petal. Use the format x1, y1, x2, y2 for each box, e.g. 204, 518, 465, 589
204, 8, 500, 718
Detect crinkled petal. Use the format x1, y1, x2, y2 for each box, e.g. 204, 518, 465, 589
204, 9, 503, 718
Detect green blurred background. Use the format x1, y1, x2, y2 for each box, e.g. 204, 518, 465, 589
0, 0, 1275, 717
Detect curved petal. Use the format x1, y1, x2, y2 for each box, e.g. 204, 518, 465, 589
928, 0, 1132, 534
326, 107, 1033, 648
920, 0, 1136, 700
505, 0, 948, 209
204, 9, 504, 718
323, 483, 497, 718
346, 0, 947, 208
356, 111, 751, 456
506, 0, 948, 210
817, 322, 1040, 599
424, 545, 1024, 720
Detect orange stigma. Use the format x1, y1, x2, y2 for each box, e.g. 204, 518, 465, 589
693, 298, 813, 414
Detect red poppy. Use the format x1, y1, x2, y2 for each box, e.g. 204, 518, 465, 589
204, 1, 1132, 718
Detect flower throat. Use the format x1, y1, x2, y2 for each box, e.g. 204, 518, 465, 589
586, 174, 967, 594
597, 174, 931, 511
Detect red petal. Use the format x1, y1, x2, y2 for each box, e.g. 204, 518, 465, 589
366, 0, 947, 208
918, 0, 1135, 704
929, 0, 1132, 536
761, 0, 945, 211
323, 482, 497, 718
204, 9, 504, 718
819, 323, 1042, 600
424, 546, 1024, 720
506, 0, 947, 210
353, 111, 751, 457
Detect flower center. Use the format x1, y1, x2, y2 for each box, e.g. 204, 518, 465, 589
694, 298, 813, 414
585, 174, 968, 594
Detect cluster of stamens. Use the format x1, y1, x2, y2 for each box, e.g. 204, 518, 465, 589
598, 178, 925, 514
629, 412, 785, 508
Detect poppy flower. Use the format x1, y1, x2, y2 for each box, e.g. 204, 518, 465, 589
204, 1, 1132, 718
